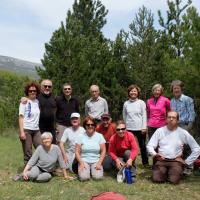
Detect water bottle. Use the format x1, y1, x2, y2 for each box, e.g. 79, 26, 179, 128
125, 167, 132, 184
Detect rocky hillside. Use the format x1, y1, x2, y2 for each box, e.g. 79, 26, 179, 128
0, 55, 43, 79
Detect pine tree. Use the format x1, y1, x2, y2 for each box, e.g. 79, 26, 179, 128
127, 6, 169, 99
37, 0, 109, 111
158, 0, 192, 57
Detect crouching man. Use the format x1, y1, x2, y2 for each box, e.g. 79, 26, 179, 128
147, 111, 200, 184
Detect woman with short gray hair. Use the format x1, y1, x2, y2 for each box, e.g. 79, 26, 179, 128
20, 132, 73, 182
147, 84, 171, 139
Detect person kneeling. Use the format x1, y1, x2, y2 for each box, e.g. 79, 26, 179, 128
22, 132, 72, 182
109, 120, 139, 181
75, 116, 106, 181
147, 111, 200, 184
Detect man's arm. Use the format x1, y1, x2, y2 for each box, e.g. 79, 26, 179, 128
184, 133, 200, 165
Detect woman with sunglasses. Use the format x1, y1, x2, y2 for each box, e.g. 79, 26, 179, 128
75, 116, 106, 181
109, 120, 139, 178
19, 82, 41, 165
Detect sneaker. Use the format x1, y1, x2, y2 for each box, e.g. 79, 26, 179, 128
183, 168, 192, 176
12, 174, 23, 181
117, 166, 125, 183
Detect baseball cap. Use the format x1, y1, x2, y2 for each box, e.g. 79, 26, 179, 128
70, 112, 80, 118
101, 113, 110, 119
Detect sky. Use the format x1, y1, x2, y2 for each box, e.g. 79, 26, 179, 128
0, 0, 199, 63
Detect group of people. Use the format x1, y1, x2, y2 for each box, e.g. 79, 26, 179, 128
15, 79, 200, 184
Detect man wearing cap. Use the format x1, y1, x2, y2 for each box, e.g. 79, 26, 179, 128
59, 113, 85, 173
96, 113, 116, 171
85, 85, 108, 124
56, 83, 79, 142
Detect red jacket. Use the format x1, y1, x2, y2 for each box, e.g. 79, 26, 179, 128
109, 131, 139, 161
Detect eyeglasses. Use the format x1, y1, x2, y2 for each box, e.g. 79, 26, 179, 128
86, 123, 95, 127
44, 85, 52, 89
116, 128, 126, 131
28, 90, 37, 93
64, 88, 71, 91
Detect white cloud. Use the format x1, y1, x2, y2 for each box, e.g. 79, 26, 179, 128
0, 0, 199, 63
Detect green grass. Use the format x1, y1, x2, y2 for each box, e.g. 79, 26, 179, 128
0, 134, 200, 200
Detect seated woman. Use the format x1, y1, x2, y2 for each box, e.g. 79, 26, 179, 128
109, 120, 139, 178
22, 132, 72, 182
75, 116, 106, 181
59, 113, 85, 173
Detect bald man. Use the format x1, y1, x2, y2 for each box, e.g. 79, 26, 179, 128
85, 85, 108, 124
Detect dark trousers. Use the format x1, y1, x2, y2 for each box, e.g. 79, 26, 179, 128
153, 160, 184, 184
129, 130, 149, 165
21, 129, 41, 164
147, 127, 158, 140
40, 128, 56, 144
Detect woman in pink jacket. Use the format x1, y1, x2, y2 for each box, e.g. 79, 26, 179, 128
147, 84, 171, 139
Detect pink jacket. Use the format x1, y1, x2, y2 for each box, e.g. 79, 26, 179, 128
147, 96, 171, 128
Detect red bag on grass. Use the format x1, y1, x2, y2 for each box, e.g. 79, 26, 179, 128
90, 192, 126, 200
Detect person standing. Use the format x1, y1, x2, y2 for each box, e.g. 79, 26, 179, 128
170, 80, 195, 132
147, 84, 171, 139
123, 85, 149, 166
38, 79, 57, 144
20, 79, 57, 144
19, 82, 41, 164
170, 80, 196, 174
56, 83, 79, 141
85, 85, 108, 124
147, 111, 200, 184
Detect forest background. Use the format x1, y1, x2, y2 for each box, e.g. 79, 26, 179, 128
0, 0, 200, 140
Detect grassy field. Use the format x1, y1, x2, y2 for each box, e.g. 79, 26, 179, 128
0, 132, 200, 200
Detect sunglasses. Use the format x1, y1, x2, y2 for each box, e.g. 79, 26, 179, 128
44, 85, 52, 89
28, 90, 37, 93
64, 88, 71, 91
86, 123, 95, 127
116, 128, 126, 131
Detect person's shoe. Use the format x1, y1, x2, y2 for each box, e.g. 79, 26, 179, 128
183, 168, 192, 176
12, 174, 23, 181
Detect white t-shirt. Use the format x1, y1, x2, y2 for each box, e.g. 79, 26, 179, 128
147, 126, 200, 165
61, 126, 85, 170
76, 131, 106, 164
19, 99, 40, 130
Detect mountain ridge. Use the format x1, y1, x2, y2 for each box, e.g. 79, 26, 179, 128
0, 55, 43, 79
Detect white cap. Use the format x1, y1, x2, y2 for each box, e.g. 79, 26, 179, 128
70, 112, 80, 119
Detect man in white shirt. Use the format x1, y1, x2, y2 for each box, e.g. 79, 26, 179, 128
85, 85, 108, 123
147, 111, 200, 184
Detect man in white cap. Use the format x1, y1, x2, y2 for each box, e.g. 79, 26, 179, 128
59, 113, 85, 173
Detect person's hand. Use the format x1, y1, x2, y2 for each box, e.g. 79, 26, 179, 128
23, 171, 29, 180
95, 162, 102, 170
175, 157, 185, 165
21, 97, 28, 104
63, 154, 69, 164
126, 159, 133, 168
154, 153, 165, 161
19, 132, 26, 140
79, 162, 86, 171
116, 159, 125, 170
141, 129, 147, 135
